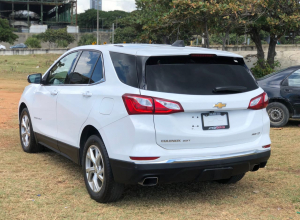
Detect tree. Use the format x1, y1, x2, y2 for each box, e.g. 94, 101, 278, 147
37, 28, 75, 48
78, 34, 97, 46
78, 9, 129, 30
0, 18, 18, 44
25, 36, 41, 48
248, 0, 300, 68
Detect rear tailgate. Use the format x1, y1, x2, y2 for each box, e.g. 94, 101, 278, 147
140, 90, 264, 150
139, 55, 264, 150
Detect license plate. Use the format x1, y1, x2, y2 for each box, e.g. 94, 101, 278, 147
201, 112, 230, 130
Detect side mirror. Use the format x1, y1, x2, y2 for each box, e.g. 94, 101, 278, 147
27, 73, 42, 84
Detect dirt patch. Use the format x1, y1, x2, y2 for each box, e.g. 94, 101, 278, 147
0, 91, 22, 129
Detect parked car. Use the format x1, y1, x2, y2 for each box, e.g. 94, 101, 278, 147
19, 42, 271, 203
10, 43, 27, 49
258, 66, 300, 127
0, 44, 6, 50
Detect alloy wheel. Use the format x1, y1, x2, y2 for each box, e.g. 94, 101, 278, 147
21, 115, 31, 147
85, 145, 105, 193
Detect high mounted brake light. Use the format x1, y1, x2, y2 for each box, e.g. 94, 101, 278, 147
248, 92, 269, 110
190, 54, 216, 57
122, 94, 184, 115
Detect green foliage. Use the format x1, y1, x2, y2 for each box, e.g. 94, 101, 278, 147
251, 59, 281, 78
56, 40, 69, 48
78, 9, 129, 29
25, 37, 41, 48
37, 28, 75, 48
78, 34, 97, 46
114, 27, 138, 43
0, 18, 18, 44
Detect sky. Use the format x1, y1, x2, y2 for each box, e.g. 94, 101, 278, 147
77, 0, 137, 13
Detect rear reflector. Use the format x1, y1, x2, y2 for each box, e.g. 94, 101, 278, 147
130, 157, 160, 160
262, 144, 271, 148
248, 92, 269, 110
122, 94, 184, 115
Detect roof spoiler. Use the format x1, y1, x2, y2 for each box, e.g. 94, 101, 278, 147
172, 40, 185, 47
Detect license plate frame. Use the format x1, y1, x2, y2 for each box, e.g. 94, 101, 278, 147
201, 112, 230, 130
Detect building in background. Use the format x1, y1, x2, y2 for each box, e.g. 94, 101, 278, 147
90, 0, 102, 10
0, 0, 78, 32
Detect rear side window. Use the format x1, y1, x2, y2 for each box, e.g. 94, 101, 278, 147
146, 56, 258, 95
288, 69, 300, 87
90, 56, 104, 84
110, 52, 138, 88
69, 51, 100, 84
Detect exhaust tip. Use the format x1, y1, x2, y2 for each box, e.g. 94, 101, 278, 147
251, 164, 260, 172
138, 177, 158, 186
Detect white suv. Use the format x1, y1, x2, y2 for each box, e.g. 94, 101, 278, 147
19, 43, 271, 203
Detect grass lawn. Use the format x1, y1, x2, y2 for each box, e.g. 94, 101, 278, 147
0, 55, 300, 219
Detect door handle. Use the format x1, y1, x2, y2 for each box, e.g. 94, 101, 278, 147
51, 90, 58, 96
83, 91, 92, 97
284, 89, 293, 93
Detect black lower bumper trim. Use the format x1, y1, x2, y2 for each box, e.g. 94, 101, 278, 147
110, 151, 271, 184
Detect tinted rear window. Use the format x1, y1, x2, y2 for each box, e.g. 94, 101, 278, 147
110, 52, 138, 88
146, 56, 258, 95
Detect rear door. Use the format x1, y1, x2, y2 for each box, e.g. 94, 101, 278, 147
56, 50, 104, 161
139, 55, 264, 150
281, 69, 300, 116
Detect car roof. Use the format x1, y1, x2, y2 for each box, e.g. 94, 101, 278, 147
70, 44, 243, 58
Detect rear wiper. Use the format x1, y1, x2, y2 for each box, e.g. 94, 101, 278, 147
213, 86, 247, 93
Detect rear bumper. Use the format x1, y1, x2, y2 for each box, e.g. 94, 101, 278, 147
110, 150, 271, 185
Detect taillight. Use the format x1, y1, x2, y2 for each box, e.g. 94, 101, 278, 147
154, 98, 184, 114
122, 94, 154, 115
122, 94, 184, 115
248, 92, 269, 110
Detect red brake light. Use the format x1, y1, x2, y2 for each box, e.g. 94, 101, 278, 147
190, 54, 216, 57
122, 94, 154, 115
122, 94, 184, 115
130, 157, 160, 160
248, 92, 269, 110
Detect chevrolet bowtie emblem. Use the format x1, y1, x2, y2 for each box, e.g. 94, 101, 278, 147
214, 103, 226, 109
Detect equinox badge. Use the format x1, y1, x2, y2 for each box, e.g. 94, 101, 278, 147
214, 102, 226, 109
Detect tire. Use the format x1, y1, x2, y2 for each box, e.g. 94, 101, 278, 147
82, 135, 124, 203
216, 173, 246, 184
19, 108, 42, 153
267, 102, 289, 127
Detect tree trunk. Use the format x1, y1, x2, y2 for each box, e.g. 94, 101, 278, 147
205, 21, 210, 48
222, 34, 226, 51
267, 35, 278, 68
249, 28, 265, 68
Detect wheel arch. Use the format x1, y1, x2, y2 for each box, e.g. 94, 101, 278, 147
268, 98, 294, 117
19, 102, 28, 122
79, 125, 104, 166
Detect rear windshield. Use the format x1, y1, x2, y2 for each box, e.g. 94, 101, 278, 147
146, 56, 258, 95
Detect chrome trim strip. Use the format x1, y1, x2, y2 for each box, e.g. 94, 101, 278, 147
133, 149, 270, 164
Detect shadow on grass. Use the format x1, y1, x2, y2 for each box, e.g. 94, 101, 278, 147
41, 149, 255, 206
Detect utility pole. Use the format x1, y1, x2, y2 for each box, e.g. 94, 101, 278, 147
97, 0, 99, 45
112, 23, 114, 44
